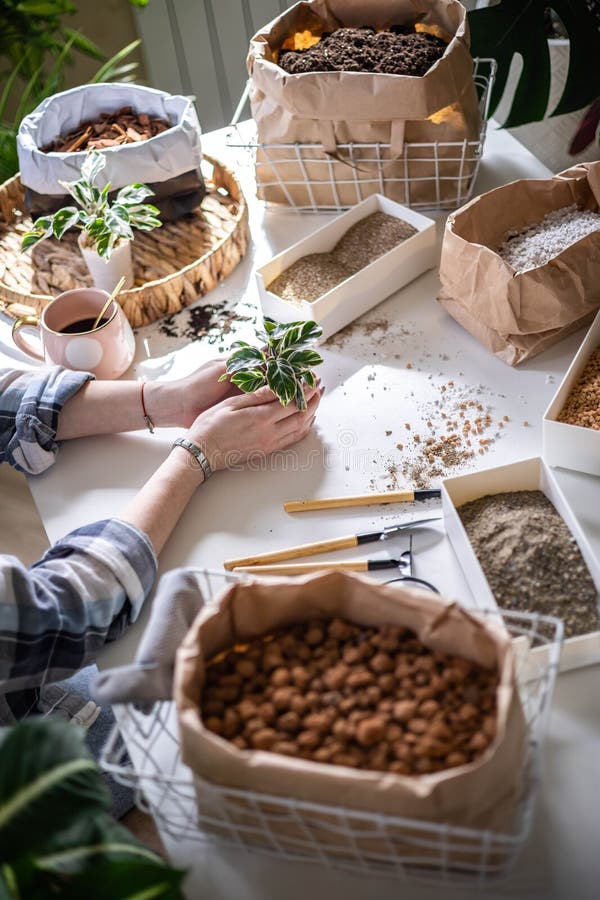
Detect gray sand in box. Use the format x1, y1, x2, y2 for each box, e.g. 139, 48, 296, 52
498, 204, 600, 273
458, 490, 599, 639
267, 212, 417, 304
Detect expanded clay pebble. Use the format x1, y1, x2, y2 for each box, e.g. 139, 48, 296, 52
498, 205, 600, 273
201, 618, 499, 775
557, 347, 600, 429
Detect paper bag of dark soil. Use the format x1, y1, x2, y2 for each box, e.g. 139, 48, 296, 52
17, 83, 205, 221
247, 0, 481, 208
438, 161, 600, 366
175, 572, 527, 861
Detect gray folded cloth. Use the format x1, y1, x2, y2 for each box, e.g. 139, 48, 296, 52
93, 568, 205, 711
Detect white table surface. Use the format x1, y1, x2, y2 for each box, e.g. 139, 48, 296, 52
1, 122, 599, 899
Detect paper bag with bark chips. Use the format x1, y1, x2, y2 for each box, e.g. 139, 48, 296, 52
176, 572, 527, 866
438, 161, 600, 366
247, 0, 482, 208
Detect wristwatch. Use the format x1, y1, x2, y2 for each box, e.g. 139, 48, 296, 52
172, 437, 213, 481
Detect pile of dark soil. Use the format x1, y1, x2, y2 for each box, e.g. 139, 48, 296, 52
278, 26, 447, 76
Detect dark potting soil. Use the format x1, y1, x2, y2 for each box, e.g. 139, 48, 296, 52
157, 301, 252, 345
458, 490, 599, 639
278, 26, 447, 77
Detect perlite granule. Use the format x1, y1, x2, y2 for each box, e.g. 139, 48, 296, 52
498, 204, 600, 273
267, 212, 417, 304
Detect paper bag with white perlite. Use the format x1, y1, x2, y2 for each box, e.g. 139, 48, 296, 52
247, 0, 482, 208
438, 161, 600, 366
175, 572, 527, 863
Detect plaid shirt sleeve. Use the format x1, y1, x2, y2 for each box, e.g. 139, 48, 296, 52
0, 518, 157, 721
0, 366, 94, 474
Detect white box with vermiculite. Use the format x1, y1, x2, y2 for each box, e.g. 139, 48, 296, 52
543, 309, 600, 477
441, 456, 600, 673
255, 194, 437, 341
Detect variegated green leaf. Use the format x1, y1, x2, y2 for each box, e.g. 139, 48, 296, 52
51, 206, 80, 239
230, 370, 267, 393
266, 358, 297, 407
116, 183, 154, 205
80, 149, 106, 185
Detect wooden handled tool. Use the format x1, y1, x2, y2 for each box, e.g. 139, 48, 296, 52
284, 489, 441, 513
224, 534, 359, 570
223, 516, 442, 571
233, 560, 373, 575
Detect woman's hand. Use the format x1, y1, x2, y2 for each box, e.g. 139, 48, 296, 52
176, 359, 239, 426
145, 359, 238, 428
184, 380, 323, 472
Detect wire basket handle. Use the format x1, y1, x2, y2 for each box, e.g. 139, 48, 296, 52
94, 568, 208, 710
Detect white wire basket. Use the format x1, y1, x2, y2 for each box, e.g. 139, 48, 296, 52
100, 568, 562, 887
227, 59, 497, 213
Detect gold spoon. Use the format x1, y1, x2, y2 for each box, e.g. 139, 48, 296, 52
92, 276, 127, 330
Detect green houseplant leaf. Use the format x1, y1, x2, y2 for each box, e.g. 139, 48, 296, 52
0, 718, 108, 863
220, 318, 323, 409
0, 719, 185, 899
22, 148, 161, 259
468, 0, 600, 127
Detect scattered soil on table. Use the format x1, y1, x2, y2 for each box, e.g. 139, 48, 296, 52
157, 301, 252, 344
398, 381, 505, 489
458, 490, 600, 638
326, 315, 399, 348
557, 347, 600, 429
497, 205, 600, 273
278, 26, 447, 77
42, 106, 171, 153
268, 213, 416, 304
202, 617, 498, 775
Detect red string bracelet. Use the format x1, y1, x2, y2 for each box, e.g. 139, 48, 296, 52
141, 382, 155, 434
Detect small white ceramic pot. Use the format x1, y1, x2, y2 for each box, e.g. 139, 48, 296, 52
78, 233, 134, 292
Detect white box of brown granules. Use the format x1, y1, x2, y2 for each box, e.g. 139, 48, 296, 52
441, 456, 600, 673
255, 194, 437, 341
543, 310, 600, 477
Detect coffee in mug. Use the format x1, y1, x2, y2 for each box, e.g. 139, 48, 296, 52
11, 288, 135, 379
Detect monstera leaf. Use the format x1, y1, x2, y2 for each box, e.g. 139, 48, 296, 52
468, 0, 600, 127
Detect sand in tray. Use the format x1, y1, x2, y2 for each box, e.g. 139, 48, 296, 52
267, 212, 418, 304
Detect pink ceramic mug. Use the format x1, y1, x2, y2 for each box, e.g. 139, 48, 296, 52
12, 288, 136, 379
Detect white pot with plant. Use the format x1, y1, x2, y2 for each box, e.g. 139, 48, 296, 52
21, 150, 161, 292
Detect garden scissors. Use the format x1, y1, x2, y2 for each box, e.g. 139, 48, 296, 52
231, 533, 439, 593
224, 515, 442, 570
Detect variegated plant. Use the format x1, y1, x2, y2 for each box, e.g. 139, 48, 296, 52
220, 317, 324, 410
21, 149, 161, 259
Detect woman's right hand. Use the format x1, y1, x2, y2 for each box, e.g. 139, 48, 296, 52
184, 381, 323, 472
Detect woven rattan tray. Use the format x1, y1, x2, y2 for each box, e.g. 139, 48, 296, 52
0, 155, 249, 328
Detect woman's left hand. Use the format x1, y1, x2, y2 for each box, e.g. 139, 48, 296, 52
146, 359, 239, 428
176, 359, 239, 426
